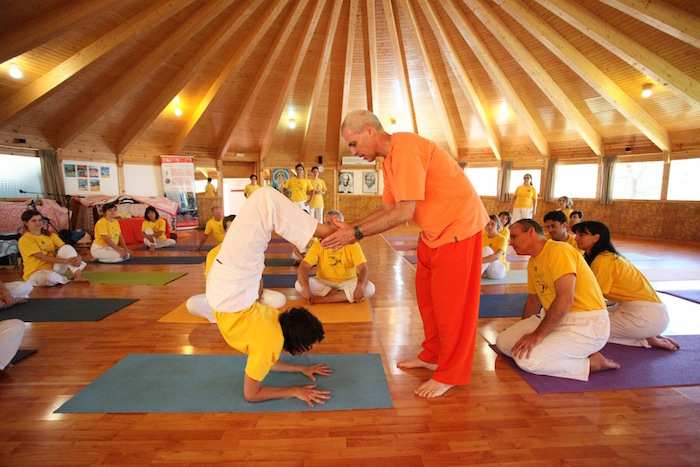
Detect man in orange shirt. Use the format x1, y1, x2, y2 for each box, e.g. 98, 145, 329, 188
323, 110, 489, 398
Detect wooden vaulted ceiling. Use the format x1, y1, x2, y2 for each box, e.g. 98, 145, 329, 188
0, 0, 699, 164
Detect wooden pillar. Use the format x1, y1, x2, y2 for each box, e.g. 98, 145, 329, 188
117, 154, 125, 194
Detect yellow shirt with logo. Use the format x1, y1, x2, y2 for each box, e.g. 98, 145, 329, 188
244, 184, 260, 198
284, 177, 313, 203
308, 178, 327, 209
590, 251, 661, 304
205, 217, 226, 243
18, 232, 65, 281
303, 240, 367, 283
93, 217, 122, 247
482, 231, 509, 270
527, 240, 605, 312
513, 185, 537, 208
141, 218, 167, 240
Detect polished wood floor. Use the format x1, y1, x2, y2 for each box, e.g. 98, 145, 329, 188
1, 223, 699, 465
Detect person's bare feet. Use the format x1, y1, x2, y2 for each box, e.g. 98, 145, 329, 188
589, 352, 620, 372
397, 358, 438, 371
414, 378, 455, 398
647, 335, 680, 351
149, 245, 155, 252
73, 272, 90, 283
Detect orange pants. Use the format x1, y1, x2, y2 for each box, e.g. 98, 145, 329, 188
415, 232, 482, 385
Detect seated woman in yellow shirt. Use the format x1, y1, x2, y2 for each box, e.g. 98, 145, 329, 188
141, 207, 176, 251
481, 215, 508, 279
572, 221, 679, 351
90, 203, 131, 263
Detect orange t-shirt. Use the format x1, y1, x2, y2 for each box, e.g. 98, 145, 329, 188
382, 133, 489, 248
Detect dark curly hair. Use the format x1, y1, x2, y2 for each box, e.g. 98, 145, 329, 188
279, 307, 324, 355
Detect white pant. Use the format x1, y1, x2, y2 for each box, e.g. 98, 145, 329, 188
187, 289, 287, 322
0, 319, 25, 370
294, 276, 376, 303
608, 301, 670, 348
294, 200, 310, 213
91, 243, 130, 263
143, 228, 176, 249
207, 187, 318, 312
511, 207, 533, 224
309, 207, 324, 223
496, 308, 610, 381
4, 281, 33, 298
481, 246, 507, 279
28, 245, 87, 286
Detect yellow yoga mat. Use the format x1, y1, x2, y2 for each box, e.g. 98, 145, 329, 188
159, 298, 373, 324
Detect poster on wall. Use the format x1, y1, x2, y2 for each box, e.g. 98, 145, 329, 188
89, 166, 99, 177
362, 171, 378, 193
64, 164, 76, 177
338, 171, 354, 193
101, 166, 110, 178
89, 179, 100, 191
78, 179, 88, 191
77, 165, 87, 177
160, 155, 198, 229
271, 168, 290, 193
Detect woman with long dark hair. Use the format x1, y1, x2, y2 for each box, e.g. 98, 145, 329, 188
141, 206, 175, 251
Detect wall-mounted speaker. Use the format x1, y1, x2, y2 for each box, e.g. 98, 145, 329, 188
318, 155, 323, 164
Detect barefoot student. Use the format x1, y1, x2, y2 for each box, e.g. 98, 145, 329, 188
496, 219, 619, 381
323, 110, 489, 398
91, 203, 131, 263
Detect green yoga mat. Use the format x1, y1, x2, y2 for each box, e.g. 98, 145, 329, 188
82, 271, 186, 285
56, 353, 393, 413
0, 298, 138, 322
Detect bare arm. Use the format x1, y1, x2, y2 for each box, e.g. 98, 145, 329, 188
482, 249, 505, 264
521, 293, 543, 319
193, 233, 209, 251
297, 260, 314, 301
242, 362, 331, 407
353, 262, 370, 302
30, 251, 81, 268
0, 282, 26, 309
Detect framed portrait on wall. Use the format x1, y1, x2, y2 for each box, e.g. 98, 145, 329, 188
362, 171, 377, 193
272, 168, 290, 193
338, 171, 354, 194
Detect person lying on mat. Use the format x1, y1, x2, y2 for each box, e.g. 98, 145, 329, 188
543, 210, 582, 253
187, 215, 286, 322
90, 203, 131, 263
141, 206, 176, 251
481, 215, 508, 280
0, 318, 25, 370
572, 221, 679, 351
192, 206, 225, 251
0, 280, 29, 310
295, 210, 375, 304
496, 219, 619, 381
206, 187, 336, 406
19, 210, 90, 285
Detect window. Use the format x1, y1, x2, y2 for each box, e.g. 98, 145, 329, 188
465, 166, 498, 196
612, 161, 663, 200
667, 158, 700, 201
508, 169, 541, 193
553, 163, 598, 199
0, 154, 44, 198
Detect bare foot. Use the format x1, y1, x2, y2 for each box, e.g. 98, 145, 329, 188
589, 352, 620, 373
149, 245, 155, 252
397, 358, 438, 371
73, 273, 90, 283
414, 378, 455, 398
647, 335, 680, 351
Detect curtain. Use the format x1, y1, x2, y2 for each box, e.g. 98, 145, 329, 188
498, 160, 512, 202
599, 155, 616, 205
544, 158, 558, 203
39, 149, 67, 205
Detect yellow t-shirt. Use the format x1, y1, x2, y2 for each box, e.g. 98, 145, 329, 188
590, 251, 661, 304
213, 302, 284, 382
308, 178, 327, 209
18, 232, 65, 281
244, 184, 260, 198
303, 240, 367, 283
559, 208, 572, 221
527, 240, 606, 313
284, 177, 313, 202
564, 234, 583, 254
482, 231, 509, 270
204, 182, 216, 196
93, 217, 122, 247
500, 226, 510, 242
513, 185, 537, 209
141, 218, 167, 240
205, 243, 222, 276
205, 217, 226, 243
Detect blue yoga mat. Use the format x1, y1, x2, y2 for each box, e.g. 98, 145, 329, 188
55, 353, 393, 413
479, 294, 527, 318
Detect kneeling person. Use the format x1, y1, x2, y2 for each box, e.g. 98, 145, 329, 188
295, 210, 375, 304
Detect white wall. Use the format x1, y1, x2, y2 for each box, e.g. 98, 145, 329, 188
124, 164, 162, 197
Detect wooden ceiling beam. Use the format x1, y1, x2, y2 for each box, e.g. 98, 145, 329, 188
400, 0, 459, 158
466, 0, 603, 157
259, 0, 326, 161
365, 0, 380, 113
337, 0, 360, 157
496, 0, 670, 152
440, 0, 549, 157
0, 0, 194, 130
216, 0, 307, 160
536, 0, 700, 109
419, 0, 502, 160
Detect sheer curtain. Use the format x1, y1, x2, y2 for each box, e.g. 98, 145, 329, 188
498, 161, 512, 202
39, 149, 67, 205
599, 156, 616, 205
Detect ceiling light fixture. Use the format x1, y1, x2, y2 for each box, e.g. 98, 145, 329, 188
8, 63, 22, 79
641, 83, 653, 98
288, 117, 296, 129
174, 107, 183, 116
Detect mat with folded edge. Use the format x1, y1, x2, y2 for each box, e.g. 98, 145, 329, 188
82, 271, 186, 285
55, 353, 392, 413
657, 290, 700, 305
479, 293, 527, 318
90, 256, 204, 265
489, 334, 700, 393
134, 245, 214, 251
159, 298, 373, 324
10, 349, 37, 365
0, 298, 138, 322
389, 243, 417, 251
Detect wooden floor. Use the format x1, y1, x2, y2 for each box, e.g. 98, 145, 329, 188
1, 224, 700, 465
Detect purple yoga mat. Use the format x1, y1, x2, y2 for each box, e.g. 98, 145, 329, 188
383, 235, 419, 242
658, 290, 700, 305
391, 243, 417, 251
404, 255, 418, 264
490, 334, 699, 394
266, 245, 293, 253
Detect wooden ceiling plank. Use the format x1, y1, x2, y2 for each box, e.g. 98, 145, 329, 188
338, 0, 360, 156
400, 0, 459, 157
366, 0, 380, 113
536, 0, 700, 109
56, 0, 233, 149
0, 0, 118, 64
603, 0, 700, 49
215, 0, 307, 160
259, 0, 327, 161
497, 0, 670, 152
419, 0, 502, 160
0, 0, 195, 130
466, 0, 603, 157
440, 0, 549, 156
171, 0, 279, 154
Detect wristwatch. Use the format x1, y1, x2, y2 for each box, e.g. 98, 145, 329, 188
354, 226, 364, 240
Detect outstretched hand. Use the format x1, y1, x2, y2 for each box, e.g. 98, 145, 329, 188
320, 217, 356, 251
294, 384, 331, 407
301, 363, 332, 381
0, 296, 27, 310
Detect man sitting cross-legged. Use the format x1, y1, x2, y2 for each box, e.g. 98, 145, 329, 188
295, 210, 375, 304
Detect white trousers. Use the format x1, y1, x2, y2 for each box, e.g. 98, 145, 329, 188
294, 276, 376, 303
294, 200, 310, 213
28, 245, 87, 286
91, 243, 130, 263
481, 246, 507, 279
309, 207, 324, 223
207, 187, 318, 312
143, 228, 176, 249
608, 301, 670, 348
511, 207, 533, 224
0, 319, 25, 370
4, 281, 33, 298
187, 289, 287, 323
496, 308, 610, 381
